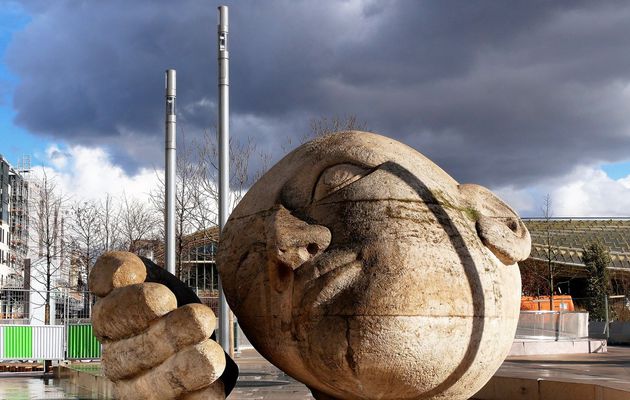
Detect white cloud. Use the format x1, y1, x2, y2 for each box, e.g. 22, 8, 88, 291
493, 166, 630, 218
550, 166, 630, 217
32, 143, 630, 219
45, 144, 69, 169
35, 144, 161, 204
619, 174, 630, 189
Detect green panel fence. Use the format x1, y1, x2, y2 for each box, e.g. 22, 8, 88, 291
4, 326, 33, 359
67, 324, 101, 359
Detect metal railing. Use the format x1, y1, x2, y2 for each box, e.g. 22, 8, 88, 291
0, 288, 96, 325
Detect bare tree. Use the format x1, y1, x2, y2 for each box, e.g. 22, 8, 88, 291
520, 195, 562, 309
193, 130, 257, 233
98, 193, 121, 252
120, 194, 158, 253
67, 199, 105, 323
519, 259, 551, 297
68, 199, 101, 290
541, 195, 559, 310
30, 170, 68, 324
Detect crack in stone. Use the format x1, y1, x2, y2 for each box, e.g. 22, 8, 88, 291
344, 318, 358, 378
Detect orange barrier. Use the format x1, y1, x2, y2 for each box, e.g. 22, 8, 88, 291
521, 295, 574, 311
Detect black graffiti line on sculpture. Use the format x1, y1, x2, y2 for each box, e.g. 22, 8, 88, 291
380, 161, 484, 397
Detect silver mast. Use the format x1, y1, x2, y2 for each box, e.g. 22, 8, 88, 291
217, 5, 231, 353
165, 69, 176, 276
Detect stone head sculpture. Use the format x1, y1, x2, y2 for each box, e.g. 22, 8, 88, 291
218, 131, 531, 400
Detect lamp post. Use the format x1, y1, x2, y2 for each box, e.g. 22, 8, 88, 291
165, 69, 176, 276
217, 5, 232, 354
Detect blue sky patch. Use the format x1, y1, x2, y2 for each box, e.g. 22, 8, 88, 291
0, 3, 52, 166
602, 161, 630, 180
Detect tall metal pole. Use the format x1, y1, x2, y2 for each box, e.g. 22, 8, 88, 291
165, 69, 176, 276
217, 5, 231, 353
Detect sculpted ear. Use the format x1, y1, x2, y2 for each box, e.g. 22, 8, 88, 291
264, 205, 331, 292
459, 184, 531, 265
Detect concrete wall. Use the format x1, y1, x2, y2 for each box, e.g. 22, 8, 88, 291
509, 339, 606, 356
473, 375, 630, 400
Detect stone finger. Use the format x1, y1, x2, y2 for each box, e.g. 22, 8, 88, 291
103, 303, 217, 381
115, 339, 226, 400
93, 283, 176, 341
89, 251, 147, 297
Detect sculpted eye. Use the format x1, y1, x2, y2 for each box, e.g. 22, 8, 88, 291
313, 163, 370, 201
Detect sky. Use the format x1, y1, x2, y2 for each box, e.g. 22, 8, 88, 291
2, 0, 630, 216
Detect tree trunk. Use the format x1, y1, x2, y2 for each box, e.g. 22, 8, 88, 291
549, 269, 554, 311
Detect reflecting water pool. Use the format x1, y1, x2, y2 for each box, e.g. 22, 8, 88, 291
0, 377, 106, 400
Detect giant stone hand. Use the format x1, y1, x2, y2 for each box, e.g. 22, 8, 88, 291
89, 252, 227, 400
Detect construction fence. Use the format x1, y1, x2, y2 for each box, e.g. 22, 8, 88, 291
0, 289, 100, 361
0, 288, 247, 361
0, 324, 100, 361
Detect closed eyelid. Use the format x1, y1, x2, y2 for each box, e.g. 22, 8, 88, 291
312, 163, 373, 202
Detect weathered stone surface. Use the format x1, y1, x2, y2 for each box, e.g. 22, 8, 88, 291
92, 283, 176, 341
459, 183, 531, 265
114, 339, 226, 400
179, 380, 225, 400
102, 303, 217, 381
217, 131, 531, 400
88, 253, 229, 399
89, 251, 147, 297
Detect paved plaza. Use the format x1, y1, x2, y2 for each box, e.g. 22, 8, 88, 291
229, 349, 313, 399
0, 346, 629, 399
496, 346, 630, 392
230, 346, 630, 399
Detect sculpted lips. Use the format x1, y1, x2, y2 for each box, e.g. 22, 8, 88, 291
310, 248, 359, 278
293, 248, 363, 317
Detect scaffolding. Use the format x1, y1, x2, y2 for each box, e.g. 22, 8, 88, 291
8, 155, 30, 285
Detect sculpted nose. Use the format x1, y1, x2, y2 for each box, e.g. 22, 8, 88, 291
265, 205, 331, 292
459, 184, 531, 265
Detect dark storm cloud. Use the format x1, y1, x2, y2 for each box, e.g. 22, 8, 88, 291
7, 0, 630, 186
